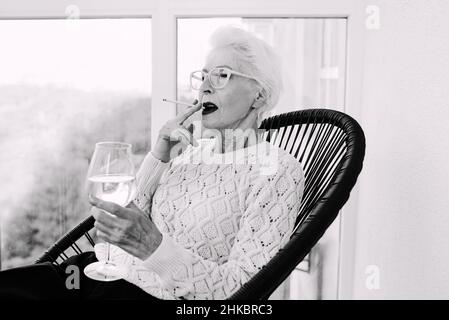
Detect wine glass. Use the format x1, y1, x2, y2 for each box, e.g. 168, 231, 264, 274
84, 141, 136, 281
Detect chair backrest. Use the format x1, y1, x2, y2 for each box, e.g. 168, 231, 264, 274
228, 108, 365, 300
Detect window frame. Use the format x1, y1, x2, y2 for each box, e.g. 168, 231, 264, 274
0, 0, 365, 299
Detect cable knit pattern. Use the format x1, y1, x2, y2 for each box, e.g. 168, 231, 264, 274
94, 138, 304, 300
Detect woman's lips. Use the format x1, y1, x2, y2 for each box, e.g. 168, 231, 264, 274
202, 102, 219, 115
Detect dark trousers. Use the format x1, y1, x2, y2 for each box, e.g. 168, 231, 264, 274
0, 252, 159, 300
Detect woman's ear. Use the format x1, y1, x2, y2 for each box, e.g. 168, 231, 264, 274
252, 90, 266, 109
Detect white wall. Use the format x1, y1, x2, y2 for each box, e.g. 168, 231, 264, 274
352, 0, 449, 299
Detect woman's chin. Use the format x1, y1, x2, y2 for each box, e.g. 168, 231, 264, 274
201, 117, 218, 129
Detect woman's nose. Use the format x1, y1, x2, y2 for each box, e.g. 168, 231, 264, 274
201, 88, 213, 96
200, 78, 214, 94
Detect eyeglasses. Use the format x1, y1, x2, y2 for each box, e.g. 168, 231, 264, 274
189, 66, 263, 91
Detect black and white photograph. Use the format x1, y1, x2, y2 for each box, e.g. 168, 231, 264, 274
0, 0, 447, 306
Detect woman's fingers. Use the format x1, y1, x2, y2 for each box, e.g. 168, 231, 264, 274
177, 105, 202, 124
157, 99, 201, 149
89, 195, 134, 219
91, 206, 128, 244
91, 207, 120, 229
94, 221, 114, 238
171, 127, 198, 147
96, 229, 118, 244
175, 102, 202, 124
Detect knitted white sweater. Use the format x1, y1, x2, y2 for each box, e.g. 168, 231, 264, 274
95, 138, 305, 300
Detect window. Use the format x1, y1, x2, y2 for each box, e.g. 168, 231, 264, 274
177, 18, 346, 114
0, 18, 151, 269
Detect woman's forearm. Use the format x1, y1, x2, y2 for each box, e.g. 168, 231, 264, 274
132, 148, 171, 212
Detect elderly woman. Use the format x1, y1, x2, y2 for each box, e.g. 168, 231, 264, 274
0, 26, 304, 300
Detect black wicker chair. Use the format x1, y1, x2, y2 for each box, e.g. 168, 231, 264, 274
36, 108, 365, 300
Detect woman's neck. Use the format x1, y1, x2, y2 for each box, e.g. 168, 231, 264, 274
214, 126, 263, 154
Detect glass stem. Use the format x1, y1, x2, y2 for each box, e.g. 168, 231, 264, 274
106, 242, 111, 263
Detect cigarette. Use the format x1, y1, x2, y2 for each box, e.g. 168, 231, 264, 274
162, 98, 198, 108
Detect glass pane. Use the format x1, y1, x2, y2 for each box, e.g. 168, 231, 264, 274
177, 18, 346, 114
177, 17, 347, 300
0, 18, 151, 270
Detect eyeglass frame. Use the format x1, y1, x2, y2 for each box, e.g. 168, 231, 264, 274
189, 66, 265, 91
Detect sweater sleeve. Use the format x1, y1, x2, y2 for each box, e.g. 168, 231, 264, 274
132, 151, 171, 214
141, 159, 305, 299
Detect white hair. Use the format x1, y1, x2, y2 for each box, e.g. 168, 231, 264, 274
208, 26, 283, 127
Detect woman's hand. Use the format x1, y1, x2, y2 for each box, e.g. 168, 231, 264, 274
89, 196, 162, 261
152, 99, 202, 162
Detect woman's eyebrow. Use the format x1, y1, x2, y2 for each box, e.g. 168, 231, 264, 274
202, 65, 233, 72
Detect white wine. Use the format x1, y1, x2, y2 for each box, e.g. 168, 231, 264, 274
87, 174, 135, 206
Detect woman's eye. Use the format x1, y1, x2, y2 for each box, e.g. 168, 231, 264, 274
219, 73, 227, 78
